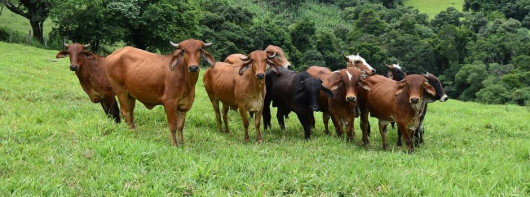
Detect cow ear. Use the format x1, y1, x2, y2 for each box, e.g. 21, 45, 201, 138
268, 64, 279, 74
321, 86, 334, 98
325, 72, 342, 91
294, 87, 305, 99
424, 82, 436, 97
358, 79, 371, 91
201, 49, 216, 68
169, 50, 184, 71
83, 51, 96, 60
56, 50, 69, 59
238, 62, 251, 76
395, 81, 408, 96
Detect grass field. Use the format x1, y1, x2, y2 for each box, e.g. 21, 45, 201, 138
1, 42, 529, 195
0, 9, 53, 37
403, 0, 464, 18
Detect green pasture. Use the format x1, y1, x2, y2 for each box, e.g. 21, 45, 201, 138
0, 42, 529, 195
403, 0, 464, 18
0, 8, 53, 37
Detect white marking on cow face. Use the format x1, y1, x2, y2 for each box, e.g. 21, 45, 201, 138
440, 94, 448, 102
346, 70, 353, 81
347, 55, 373, 70
392, 64, 401, 69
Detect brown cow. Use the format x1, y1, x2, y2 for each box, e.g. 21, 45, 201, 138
56, 42, 120, 123
357, 74, 436, 153
224, 45, 292, 69
204, 50, 278, 142
104, 39, 215, 146
307, 66, 365, 141
342, 52, 376, 75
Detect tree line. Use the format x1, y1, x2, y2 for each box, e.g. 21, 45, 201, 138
1, 0, 530, 105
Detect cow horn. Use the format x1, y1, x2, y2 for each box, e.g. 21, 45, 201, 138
423, 72, 430, 77
203, 42, 213, 48
83, 44, 90, 48
267, 52, 277, 59
64, 41, 69, 48
170, 41, 180, 49
342, 51, 349, 61
240, 55, 250, 61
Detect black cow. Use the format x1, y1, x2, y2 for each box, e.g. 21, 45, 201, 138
263, 67, 333, 139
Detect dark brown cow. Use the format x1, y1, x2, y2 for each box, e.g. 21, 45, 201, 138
307, 66, 365, 141
357, 74, 436, 153
342, 52, 376, 75
204, 51, 278, 142
224, 45, 292, 69
104, 39, 215, 146
56, 42, 120, 123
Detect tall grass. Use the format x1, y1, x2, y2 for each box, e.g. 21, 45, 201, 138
1, 42, 529, 195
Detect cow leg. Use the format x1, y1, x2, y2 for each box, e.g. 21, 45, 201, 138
109, 96, 121, 123
310, 113, 316, 129
116, 93, 136, 129
397, 126, 403, 147
100, 99, 111, 118
276, 109, 286, 130
360, 108, 370, 145
222, 104, 230, 133
378, 121, 389, 151
210, 99, 223, 133
329, 113, 343, 137
398, 123, 414, 153
263, 103, 271, 130
238, 107, 250, 142
346, 115, 355, 142
176, 111, 186, 145
414, 127, 421, 147
323, 113, 331, 135
254, 110, 263, 142
164, 104, 178, 146
295, 111, 312, 140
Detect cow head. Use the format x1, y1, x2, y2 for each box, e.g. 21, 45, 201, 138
395, 75, 437, 108
169, 39, 215, 72
386, 63, 405, 81
325, 68, 363, 103
294, 77, 333, 111
56, 42, 94, 72
265, 45, 292, 70
423, 72, 448, 102
238, 50, 279, 79
342, 52, 376, 75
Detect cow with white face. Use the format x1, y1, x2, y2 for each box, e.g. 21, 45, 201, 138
342, 52, 376, 75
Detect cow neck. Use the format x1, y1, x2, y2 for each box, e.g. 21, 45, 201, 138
247, 67, 265, 98
176, 59, 199, 93
75, 57, 93, 85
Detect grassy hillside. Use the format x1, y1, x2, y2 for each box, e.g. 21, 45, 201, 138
403, 0, 464, 18
0, 9, 53, 37
1, 42, 529, 195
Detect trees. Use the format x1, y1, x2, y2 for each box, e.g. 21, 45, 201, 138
1, 0, 52, 43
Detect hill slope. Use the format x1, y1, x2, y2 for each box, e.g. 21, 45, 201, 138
403, 0, 464, 18
1, 43, 529, 195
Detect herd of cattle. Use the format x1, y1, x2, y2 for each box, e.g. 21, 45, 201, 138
56, 39, 448, 153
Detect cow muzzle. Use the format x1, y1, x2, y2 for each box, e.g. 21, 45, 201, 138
189, 65, 199, 72
287, 65, 293, 70
256, 73, 265, 79
410, 97, 420, 104
372, 69, 376, 74
346, 96, 356, 102
70, 65, 78, 71
440, 95, 448, 102
310, 105, 319, 111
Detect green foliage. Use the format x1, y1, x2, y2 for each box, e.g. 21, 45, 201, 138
431, 7, 463, 29
301, 49, 326, 68
290, 18, 316, 52
454, 61, 488, 100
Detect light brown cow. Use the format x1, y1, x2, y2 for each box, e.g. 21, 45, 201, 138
56, 42, 120, 123
307, 66, 365, 141
342, 52, 376, 75
224, 45, 292, 69
104, 39, 215, 145
204, 50, 278, 142
357, 74, 436, 153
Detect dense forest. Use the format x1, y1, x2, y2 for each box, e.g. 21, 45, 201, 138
2, 0, 530, 105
